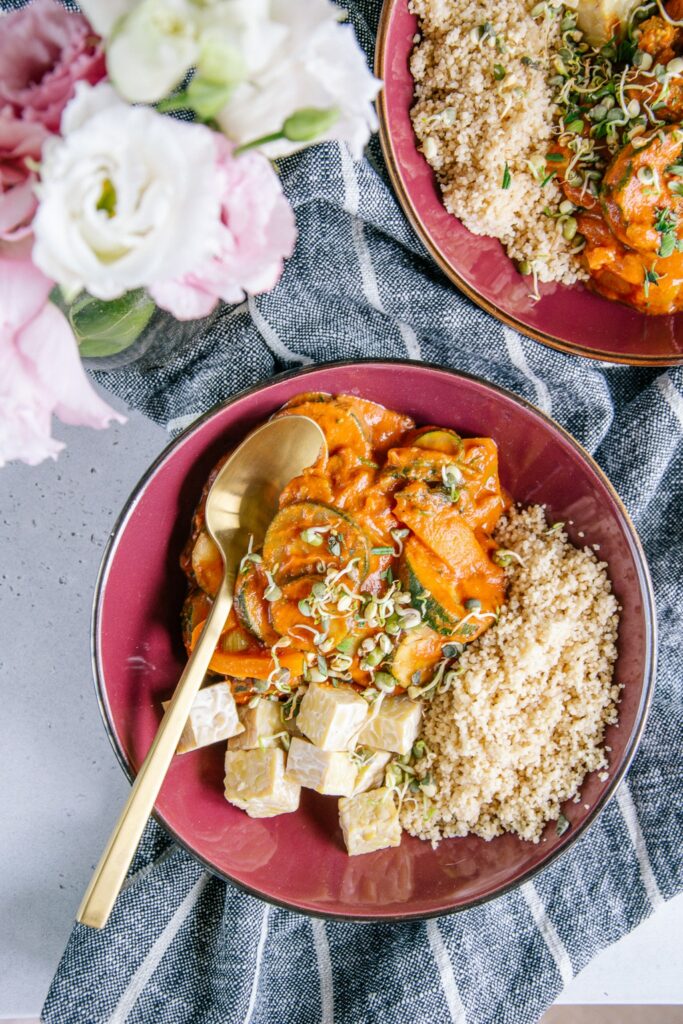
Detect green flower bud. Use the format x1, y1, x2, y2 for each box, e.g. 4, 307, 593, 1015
282, 107, 340, 143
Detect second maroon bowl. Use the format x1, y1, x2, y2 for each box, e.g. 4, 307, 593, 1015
92, 360, 656, 920
376, 0, 683, 365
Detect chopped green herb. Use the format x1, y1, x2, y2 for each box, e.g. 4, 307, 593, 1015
493, 63, 506, 80
545, 152, 565, 162
328, 533, 342, 556
442, 642, 462, 658
659, 233, 676, 258
540, 170, 556, 188
556, 813, 571, 836
502, 162, 511, 189
643, 266, 662, 299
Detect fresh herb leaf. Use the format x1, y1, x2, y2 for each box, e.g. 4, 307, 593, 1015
643, 266, 662, 299
556, 813, 571, 836
545, 152, 565, 162
659, 232, 676, 258
502, 162, 511, 189
654, 206, 677, 234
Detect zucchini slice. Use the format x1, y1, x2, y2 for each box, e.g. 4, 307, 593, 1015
335, 396, 415, 452
411, 426, 462, 455
400, 537, 503, 639
280, 391, 332, 409
400, 537, 461, 635
181, 588, 213, 654
262, 500, 370, 583
274, 398, 370, 458
386, 624, 443, 688
269, 576, 351, 650
234, 560, 279, 645
380, 447, 461, 487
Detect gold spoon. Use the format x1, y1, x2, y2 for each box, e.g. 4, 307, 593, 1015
77, 415, 326, 930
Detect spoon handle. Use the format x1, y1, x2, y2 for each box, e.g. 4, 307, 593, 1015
77, 577, 234, 930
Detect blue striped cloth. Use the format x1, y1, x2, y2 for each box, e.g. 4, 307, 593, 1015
25, 1, 682, 1022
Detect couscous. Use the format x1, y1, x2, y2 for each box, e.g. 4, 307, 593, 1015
401, 504, 620, 843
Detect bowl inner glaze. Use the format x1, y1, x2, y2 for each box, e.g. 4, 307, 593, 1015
95, 361, 655, 919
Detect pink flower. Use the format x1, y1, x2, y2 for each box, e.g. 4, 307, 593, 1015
0, 109, 48, 242
0, 0, 105, 133
150, 137, 297, 320
0, 257, 125, 467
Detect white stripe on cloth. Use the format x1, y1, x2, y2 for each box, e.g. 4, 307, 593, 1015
108, 871, 209, 1023
503, 328, 552, 416
311, 918, 334, 1024
248, 296, 313, 366
425, 919, 468, 1024
656, 373, 683, 429
521, 881, 573, 987
617, 782, 663, 909
243, 905, 270, 1024
120, 846, 178, 892
340, 143, 422, 361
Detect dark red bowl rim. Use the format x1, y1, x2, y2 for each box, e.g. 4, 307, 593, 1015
91, 358, 658, 921
374, 0, 683, 367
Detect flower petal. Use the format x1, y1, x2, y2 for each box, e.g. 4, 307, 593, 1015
0, 256, 52, 328
17, 301, 126, 429
149, 277, 220, 320
0, 324, 64, 467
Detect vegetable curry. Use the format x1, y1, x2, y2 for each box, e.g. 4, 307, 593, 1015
180, 393, 508, 705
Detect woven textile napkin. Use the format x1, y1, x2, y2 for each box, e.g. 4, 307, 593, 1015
23, 1, 682, 1021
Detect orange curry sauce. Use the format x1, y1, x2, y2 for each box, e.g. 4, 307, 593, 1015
180, 394, 508, 704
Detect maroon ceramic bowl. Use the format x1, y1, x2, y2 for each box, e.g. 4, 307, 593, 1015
376, 0, 683, 366
93, 360, 656, 920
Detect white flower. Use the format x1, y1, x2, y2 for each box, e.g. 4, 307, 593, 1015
215, 0, 381, 160
32, 83, 222, 302
106, 0, 200, 104
78, 0, 135, 37
80, 0, 271, 105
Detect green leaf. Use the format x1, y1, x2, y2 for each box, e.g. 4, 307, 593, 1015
65, 290, 156, 358
501, 162, 511, 189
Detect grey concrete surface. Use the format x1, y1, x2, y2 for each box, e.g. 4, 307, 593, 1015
0, 396, 166, 1014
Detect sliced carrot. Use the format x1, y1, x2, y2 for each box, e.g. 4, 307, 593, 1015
189, 621, 305, 678
208, 650, 306, 679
